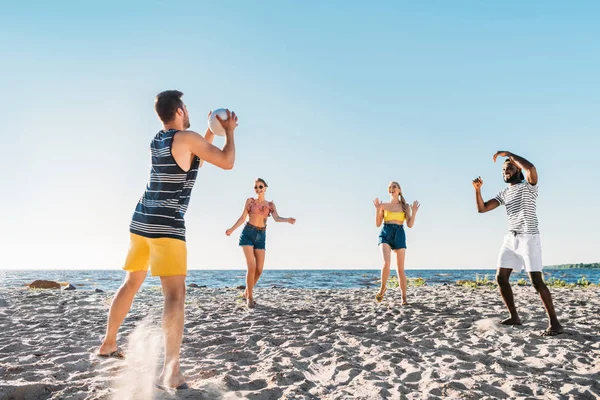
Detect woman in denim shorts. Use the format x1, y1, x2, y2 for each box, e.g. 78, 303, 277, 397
226, 178, 296, 308
373, 181, 420, 305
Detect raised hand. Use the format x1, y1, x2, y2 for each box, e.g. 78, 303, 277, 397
493, 151, 511, 162
373, 198, 383, 211
215, 109, 239, 134
411, 200, 420, 213
472, 176, 483, 189
225, 229, 233, 236
288, 218, 296, 225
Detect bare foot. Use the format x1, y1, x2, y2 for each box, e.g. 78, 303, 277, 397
401, 299, 409, 306
158, 370, 187, 390
541, 324, 564, 337
97, 341, 123, 358
375, 288, 387, 303
247, 298, 256, 308
500, 317, 522, 326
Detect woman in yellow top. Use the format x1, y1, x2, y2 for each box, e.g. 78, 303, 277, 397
373, 181, 420, 304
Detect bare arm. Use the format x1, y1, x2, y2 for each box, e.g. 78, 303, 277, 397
472, 177, 500, 213
373, 199, 384, 227
182, 110, 238, 170
494, 151, 538, 185
271, 203, 296, 224
198, 122, 215, 168
406, 201, 420, 228
226, 199, 251, 235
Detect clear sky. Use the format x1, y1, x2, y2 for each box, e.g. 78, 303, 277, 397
2, 1, 599, 270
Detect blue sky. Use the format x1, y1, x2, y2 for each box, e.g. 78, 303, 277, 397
2, 1, 598, 270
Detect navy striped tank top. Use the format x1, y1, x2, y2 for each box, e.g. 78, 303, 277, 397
130, 129, 199, 241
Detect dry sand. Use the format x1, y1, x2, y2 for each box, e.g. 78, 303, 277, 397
1, 285, 599, 399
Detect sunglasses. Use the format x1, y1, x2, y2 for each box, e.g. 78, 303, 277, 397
254, 185, 265, 189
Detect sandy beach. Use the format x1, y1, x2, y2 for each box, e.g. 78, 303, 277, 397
1, 285, 599, 399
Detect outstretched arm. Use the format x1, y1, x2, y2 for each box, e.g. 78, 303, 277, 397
472, 177, 500, 213
271, 203, 296, 224
226, 199, 251, 236
493, 151, 538, 185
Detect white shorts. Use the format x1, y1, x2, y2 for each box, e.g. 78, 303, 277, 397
497, 233, 543, 273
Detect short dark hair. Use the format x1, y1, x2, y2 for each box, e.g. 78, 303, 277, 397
155, 90, 184, 123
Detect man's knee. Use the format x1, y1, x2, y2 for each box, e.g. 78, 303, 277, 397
530, 277, 545, 292
496, 273, 510, 286
165, 289, 185, 304
124, 272, 146, 289
162, 280, 186, 302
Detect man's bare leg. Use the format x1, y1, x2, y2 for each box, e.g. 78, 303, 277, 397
496, 268, 521, 325
529, 272, 563, 336
157, 275, 187, 388
98, 271, 147, 356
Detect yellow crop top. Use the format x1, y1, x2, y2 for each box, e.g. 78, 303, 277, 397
383, 210, 405, 223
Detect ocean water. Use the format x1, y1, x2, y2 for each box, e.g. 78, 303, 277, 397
0, 269, 598, 291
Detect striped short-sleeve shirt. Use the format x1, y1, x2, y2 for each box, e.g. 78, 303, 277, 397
130, 129, 199, 241
495, 181, 539, 234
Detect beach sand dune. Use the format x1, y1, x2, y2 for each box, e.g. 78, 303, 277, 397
0, 286, 599, 399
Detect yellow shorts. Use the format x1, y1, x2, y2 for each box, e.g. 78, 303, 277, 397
123, 233, 187, 277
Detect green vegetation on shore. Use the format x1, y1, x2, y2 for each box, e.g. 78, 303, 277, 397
386, 276, 427, 288
456, 274, 598, 289
545, 263, 600, 269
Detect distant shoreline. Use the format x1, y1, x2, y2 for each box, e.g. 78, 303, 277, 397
545, 263, 600, 269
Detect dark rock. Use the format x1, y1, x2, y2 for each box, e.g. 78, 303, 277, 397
27, 280, 61, 289
62, 284, 76, 291
188, 283, 199, 288
95, 288, 104, 293
236, 285, 246, 290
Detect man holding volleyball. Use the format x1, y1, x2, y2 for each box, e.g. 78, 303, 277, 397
97, 90, 238, 390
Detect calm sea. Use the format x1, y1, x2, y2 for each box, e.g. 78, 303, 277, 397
1, 269, 598, 291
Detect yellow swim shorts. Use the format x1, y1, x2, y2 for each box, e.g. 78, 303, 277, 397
123, 233, 187, 277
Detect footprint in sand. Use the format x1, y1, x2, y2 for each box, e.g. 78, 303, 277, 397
402, 370, 422, 383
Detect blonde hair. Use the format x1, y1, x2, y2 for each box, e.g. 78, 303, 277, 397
391, 181, 410, 215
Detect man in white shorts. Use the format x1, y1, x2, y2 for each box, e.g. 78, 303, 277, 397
472, 151, 563, 336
